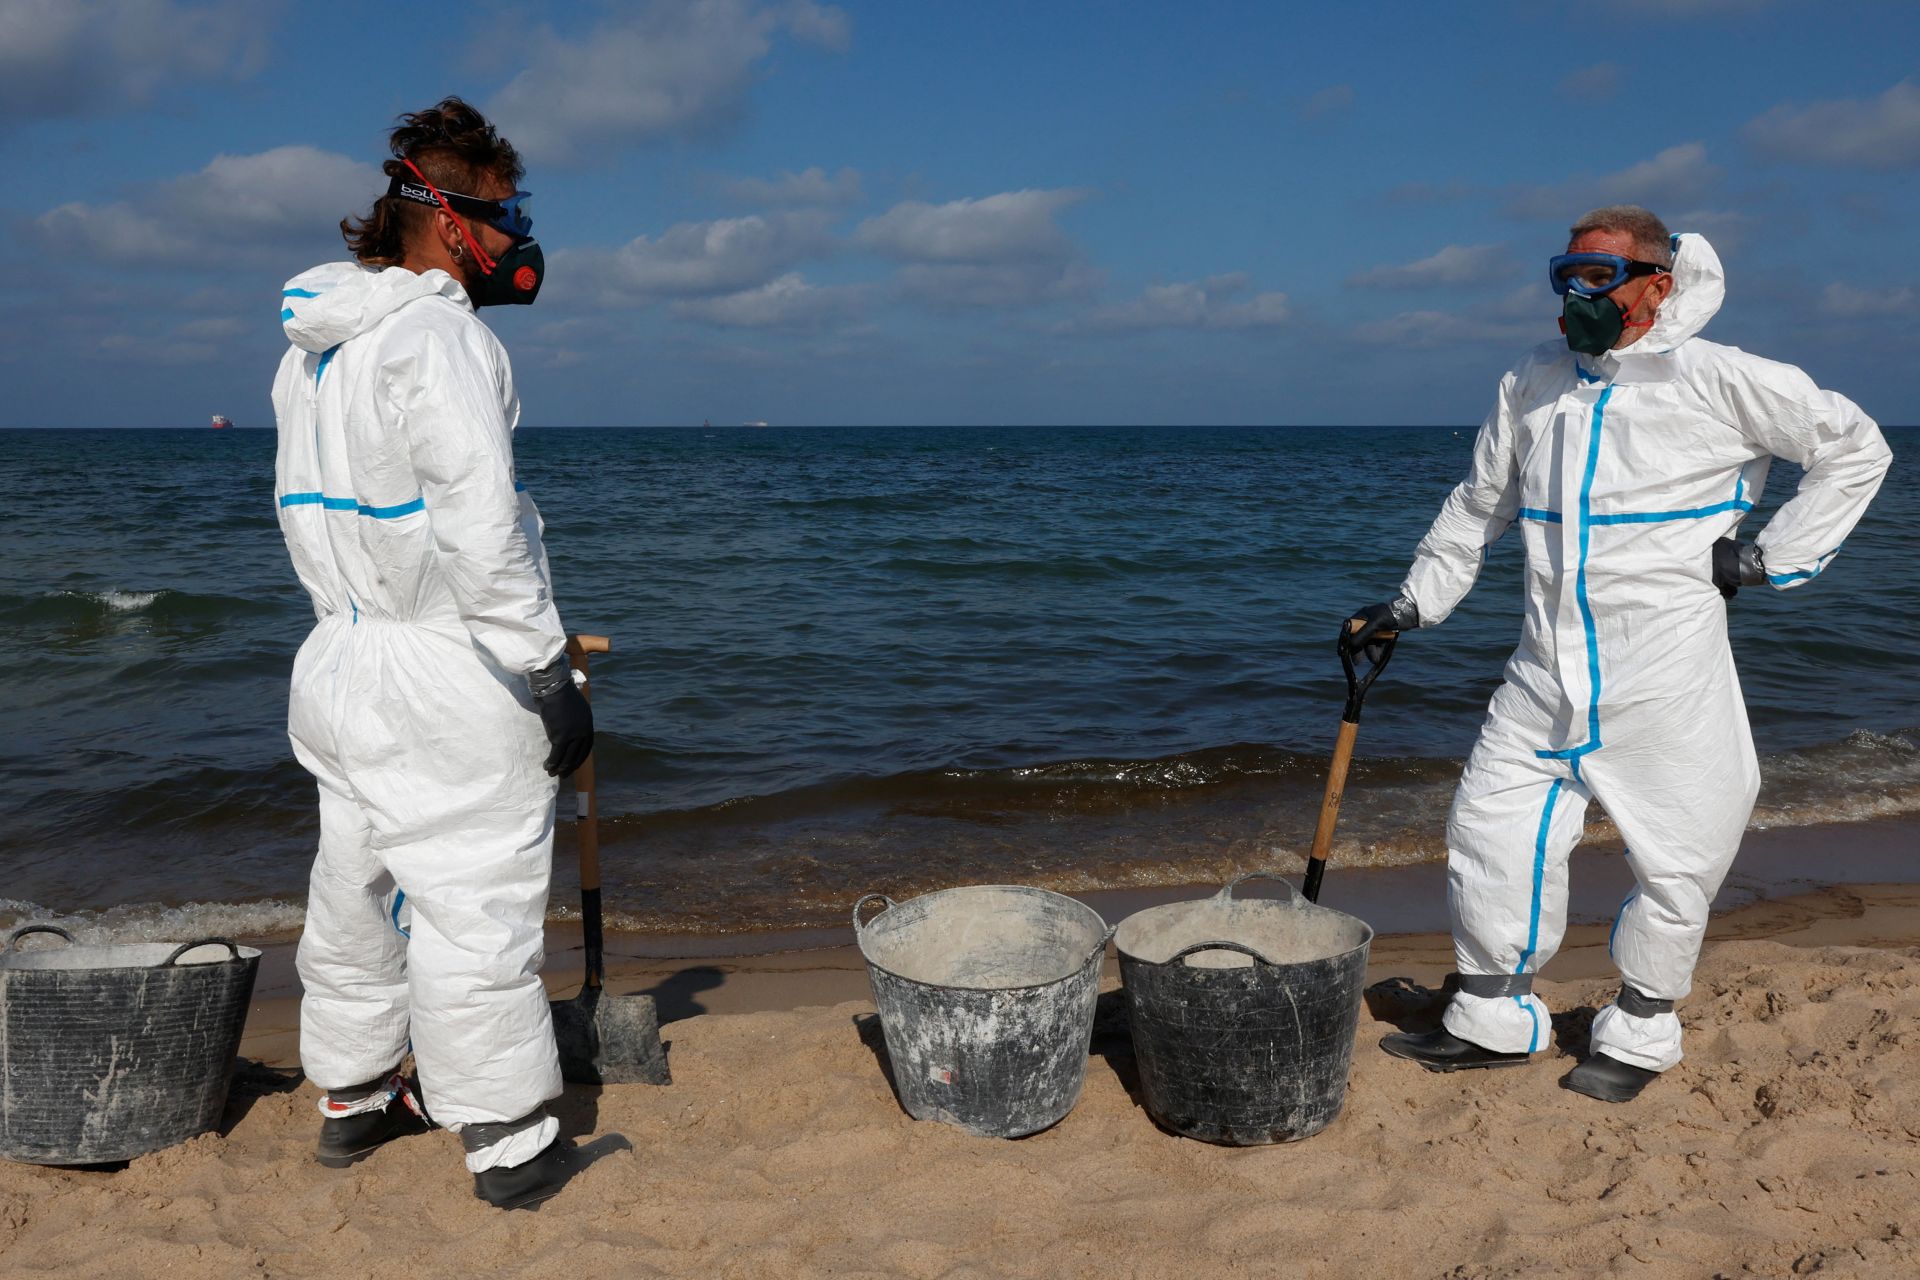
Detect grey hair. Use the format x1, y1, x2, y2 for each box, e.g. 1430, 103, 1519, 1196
1569, 205, 1673, 267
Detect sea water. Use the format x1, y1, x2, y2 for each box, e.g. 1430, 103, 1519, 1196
2, 425, 1914, 938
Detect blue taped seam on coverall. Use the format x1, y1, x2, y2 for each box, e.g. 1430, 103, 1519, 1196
1404, 234, 1890, 1070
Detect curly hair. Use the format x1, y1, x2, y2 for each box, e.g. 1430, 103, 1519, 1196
342, 97, 525, 267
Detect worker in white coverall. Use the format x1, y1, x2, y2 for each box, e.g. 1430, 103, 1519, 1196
1346, 205, 1891, 1102
270, 98, 592, 1207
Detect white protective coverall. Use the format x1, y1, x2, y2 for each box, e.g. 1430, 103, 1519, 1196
272, 260, 565, 1170
1402, 234, 1891, 1071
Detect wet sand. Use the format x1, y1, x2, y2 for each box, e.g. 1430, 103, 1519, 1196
229, 816, 1920, 1064
3, 823, 1918, 1278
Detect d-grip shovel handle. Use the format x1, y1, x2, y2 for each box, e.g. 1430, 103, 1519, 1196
1338, 618, 1398, 724
1302, 620, 1398, 904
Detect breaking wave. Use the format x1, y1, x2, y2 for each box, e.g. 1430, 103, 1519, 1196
17, 728, 1908, 942
0, 897, 308, 947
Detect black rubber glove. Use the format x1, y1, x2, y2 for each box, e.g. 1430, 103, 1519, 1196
1710, 537, 1766, 600
528, 655, 595, 778
1340, 596, 1419, 661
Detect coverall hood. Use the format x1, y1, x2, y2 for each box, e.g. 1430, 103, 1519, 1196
280, 262, 470, 354
1614, 231, 1724, 359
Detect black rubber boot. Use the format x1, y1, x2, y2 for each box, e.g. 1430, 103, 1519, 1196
315, 1074, 430, 1168
1561, 1052, 1660, 1103
1380, 1027, 1532, 1072
472, 1139, 574, 1211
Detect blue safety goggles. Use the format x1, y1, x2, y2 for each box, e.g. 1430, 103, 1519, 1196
388, 177, 534, 239
1549, 252, 1668, 297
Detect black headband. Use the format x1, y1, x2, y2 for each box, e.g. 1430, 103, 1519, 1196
385, 174, 505, 224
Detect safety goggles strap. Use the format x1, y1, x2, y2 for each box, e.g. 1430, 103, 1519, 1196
387, 176, 507, 225
394, 158, 498, 273
1454, 972, 1534, 998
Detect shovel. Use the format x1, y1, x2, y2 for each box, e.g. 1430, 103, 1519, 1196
1300, 620, 1398, 903
549, 633, 671, 1086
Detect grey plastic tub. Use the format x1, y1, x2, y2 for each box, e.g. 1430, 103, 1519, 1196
1115, 872, 1372, 1145
853, 886, 1112, 1138
0, 925, 261, 1165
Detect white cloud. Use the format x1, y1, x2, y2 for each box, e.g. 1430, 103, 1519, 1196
486, 0, 851, 165
720, 166, 863, 207
858, 188, 1096, 309
856, 189, 1089, 264
1353, 310, 1539, 349
555, 210, 837, 305
1664, 208, 1754, 252
1354, 285, 1552, 349
1819, 283, 1917, 318
515, 316, 602, 370
1072, 274, 1289, 332
671, 273, 863, 328
1505, 142, 1720, 219
781, 0, 850, 50
1557, 63, 1621, 100
894, 261, 1103, 310
1302, 85, 1355, 119
0, 0, 274, 125
1743, 81, 1920, 171
173, 316, 246, 340
1348, 244, 1515, 289
35, 203, 177, 259
35, 146, 382, 262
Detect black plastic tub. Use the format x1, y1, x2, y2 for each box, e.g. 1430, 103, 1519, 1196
1115, 873, 1372, 1145
0, 925, 261, 1165
854, 886, 1111, 1138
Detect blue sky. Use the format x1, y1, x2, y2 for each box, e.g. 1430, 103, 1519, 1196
2, 0, 1915, 427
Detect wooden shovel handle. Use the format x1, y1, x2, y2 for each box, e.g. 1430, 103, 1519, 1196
564, 635, 606, 893
1309, 721, 1359, 863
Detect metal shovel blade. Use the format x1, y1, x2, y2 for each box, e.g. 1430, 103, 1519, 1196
549, 634, 670, 1087
551, 984, 670, 1086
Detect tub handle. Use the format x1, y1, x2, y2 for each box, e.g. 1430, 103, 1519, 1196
4, 924, 76, 952
1168, 940, 1272, 966
1219, 871, 1302, 902
851, 893, 896, 934
159, 938, 241, 966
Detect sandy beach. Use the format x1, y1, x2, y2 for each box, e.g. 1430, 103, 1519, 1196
7, 3, 1914, 1274
4, 821, 1918, 1278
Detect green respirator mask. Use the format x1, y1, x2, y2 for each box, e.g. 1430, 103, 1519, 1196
1561, 293, 1626, 356
1550, 250, 1672, 356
